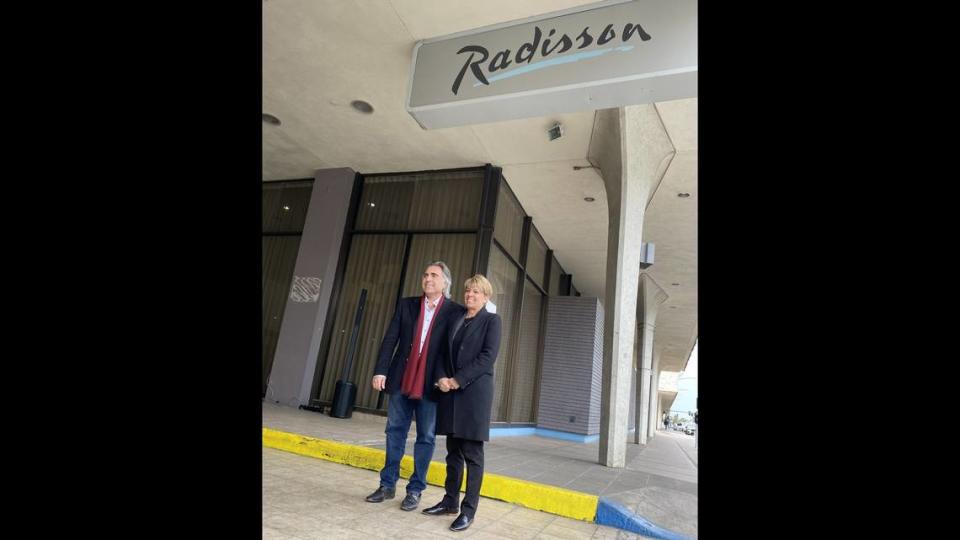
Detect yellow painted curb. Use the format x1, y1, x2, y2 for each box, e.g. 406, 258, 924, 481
263, 427, 598, 522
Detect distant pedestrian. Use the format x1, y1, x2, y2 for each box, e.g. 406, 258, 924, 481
693, 411, 698, 449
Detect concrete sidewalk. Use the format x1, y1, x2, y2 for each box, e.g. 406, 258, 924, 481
263, 402, 697, 538
264, 447, 651, 539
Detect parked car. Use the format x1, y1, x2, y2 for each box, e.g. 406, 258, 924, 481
684, 424, 696, 435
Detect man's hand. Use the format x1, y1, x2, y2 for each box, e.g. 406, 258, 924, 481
372, 375, 386, 391
448, 377, 460, 390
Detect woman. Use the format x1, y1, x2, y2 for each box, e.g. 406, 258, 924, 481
421, 274, 502, 532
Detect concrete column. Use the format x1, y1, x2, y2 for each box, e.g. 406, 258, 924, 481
647, 349, 662, 440
267, 168, 355, 407
656, 395, 664, 432
634, 274, 667, 444
591, 105, 675, 467
631, 318, 643, 443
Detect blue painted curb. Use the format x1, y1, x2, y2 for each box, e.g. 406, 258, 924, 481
489, 426, 599, 443
595, 497, 692, 540
489, 427, 537, 437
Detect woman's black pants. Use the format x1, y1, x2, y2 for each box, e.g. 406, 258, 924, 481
441, 436, 484, 518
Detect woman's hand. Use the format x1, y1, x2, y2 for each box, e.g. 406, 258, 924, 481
437, 377, 460, 392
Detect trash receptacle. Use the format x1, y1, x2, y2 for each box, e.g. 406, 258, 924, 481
330, 380, 357, 419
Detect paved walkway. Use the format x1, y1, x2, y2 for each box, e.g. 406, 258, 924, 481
264, 447, 651, 539
263, 402, 697, 538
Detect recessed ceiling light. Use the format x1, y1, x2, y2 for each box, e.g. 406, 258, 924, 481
351, 100, 374, 114
262, 113, 281, 125
584, 197, 595, 202
283, 205, 290, 211
369, 202, 376, 207
677, 193, 690, 198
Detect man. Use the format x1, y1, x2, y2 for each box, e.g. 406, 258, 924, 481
365, 261, 465, 512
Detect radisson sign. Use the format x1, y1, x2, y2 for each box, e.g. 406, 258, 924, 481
406, 0, 697, 129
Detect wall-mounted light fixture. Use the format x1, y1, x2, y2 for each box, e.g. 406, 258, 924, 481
639, 242, 655, 269
548, 122, 563, 141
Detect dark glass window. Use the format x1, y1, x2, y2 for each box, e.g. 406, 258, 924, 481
401, 234, 477, 302
319, 234, 408, 409
309, 168, 563, 423
262, 179, 314, 395
526, 226, 547, 290
263, 180, 313, 233
356, 170, 483, 231
315, 168, 485, 411
549, 255, 562, 297
510, 278, 544, 422
486, 245, 519, 421
493, 180, 525, 261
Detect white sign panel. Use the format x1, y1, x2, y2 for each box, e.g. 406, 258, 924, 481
289, 276, 323, 303
406, 0, 697, 129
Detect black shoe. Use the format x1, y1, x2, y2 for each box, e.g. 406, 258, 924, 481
450, 513, 473, 532
365, 486, 395, 502
400, 492, 421, 511
422, 502, 459, 516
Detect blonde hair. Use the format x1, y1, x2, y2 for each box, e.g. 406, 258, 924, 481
463, 274, 493, 297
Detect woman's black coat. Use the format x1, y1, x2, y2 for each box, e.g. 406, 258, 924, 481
433, 308, 502, 441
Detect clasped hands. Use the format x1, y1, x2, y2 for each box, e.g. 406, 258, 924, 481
436, 377, 460, 392
372, 374, 459, 392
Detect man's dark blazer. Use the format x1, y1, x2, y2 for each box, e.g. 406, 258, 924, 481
374, 295, 465, 400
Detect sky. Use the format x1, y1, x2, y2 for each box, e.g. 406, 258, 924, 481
669, 341, 698, 419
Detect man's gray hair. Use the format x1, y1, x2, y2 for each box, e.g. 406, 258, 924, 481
427, 260, 453, 299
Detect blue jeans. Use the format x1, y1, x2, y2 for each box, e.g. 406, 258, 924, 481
380, 391, 437, 494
